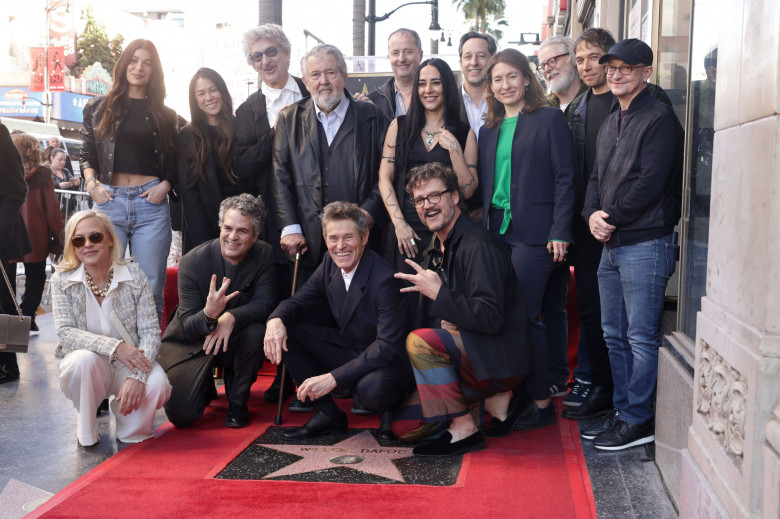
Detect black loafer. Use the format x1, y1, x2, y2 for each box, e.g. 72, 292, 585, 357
377, 410, 395, 445
514, 402, 557, 431
224, 405, 250, 428
412, 430, 486, 457
282, 410, 348, 440
484, 393, 528, 438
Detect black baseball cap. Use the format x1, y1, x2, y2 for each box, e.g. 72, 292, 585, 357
598, 38, 653, 66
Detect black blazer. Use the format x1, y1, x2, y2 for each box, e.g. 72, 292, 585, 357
0, 123, 31, 261
268, 249, 408, 388
478, 107, 575, 245
158, 239, 278, 370
271, 92, 389, 267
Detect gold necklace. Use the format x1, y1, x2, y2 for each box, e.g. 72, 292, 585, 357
85, 268, 113, 297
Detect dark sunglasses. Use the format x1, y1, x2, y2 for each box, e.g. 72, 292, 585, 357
71, 231, 105, 248
248, 46, 279, 62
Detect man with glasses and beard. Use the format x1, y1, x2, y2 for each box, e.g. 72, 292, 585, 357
396, 163, 531, 457
272, 44, 388, 281
538, 36, 587, 114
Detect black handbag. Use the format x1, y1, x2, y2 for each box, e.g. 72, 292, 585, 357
0, 262, 30, 354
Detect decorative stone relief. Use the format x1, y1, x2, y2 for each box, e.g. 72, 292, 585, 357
697, 340, 747, 462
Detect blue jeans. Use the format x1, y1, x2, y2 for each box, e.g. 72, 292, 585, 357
97, 180, 171, 319
597, 234, 676, 424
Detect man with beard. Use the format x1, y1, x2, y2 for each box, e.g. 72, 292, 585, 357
538, 36, 587, 115
357, 29, 423, 120
272, 44, 389, 279
536, 35, 587, 399
457, 31, 497, 138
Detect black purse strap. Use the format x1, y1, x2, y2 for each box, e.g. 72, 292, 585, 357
0, 262, 24, 320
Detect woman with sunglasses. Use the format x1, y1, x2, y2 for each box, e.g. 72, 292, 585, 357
378, 58, 477, 272
80, 39, 178, 320
51, 210, 171, 447
10, 133, 65, 332
478, 49, 575, 431
177, 68, 240, 254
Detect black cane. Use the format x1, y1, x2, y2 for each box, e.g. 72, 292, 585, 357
275, 242, 304, 426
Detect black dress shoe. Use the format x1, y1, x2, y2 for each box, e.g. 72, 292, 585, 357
580, 409, 619, 440
513, 402, 557, 431
562, 385, 613, 420
377, 410, 395, 445
263, 371, 295, 403
224, 405, 250, 428
484, 392, 528, 438
282, 410, 348, 440
289, 396, 314, 413
413, 430, 486, 457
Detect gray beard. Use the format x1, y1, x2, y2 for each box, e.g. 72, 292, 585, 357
549, 67, 578, 95
314, 90, 341, 112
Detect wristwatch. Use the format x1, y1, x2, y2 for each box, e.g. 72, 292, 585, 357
204, 308, 218, 330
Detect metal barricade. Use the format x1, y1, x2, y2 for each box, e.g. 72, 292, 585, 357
54, 188, 92, 224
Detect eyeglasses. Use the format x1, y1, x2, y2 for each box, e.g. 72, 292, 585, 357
605, 64, 646, 76
248, 46, 279, 62
538, 53, 570, 73
71, 231, 104, 248
411, 189, 454, 208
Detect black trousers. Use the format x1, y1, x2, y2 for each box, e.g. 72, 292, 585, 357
20, 260, 47, 320
0, 259, 19, 373
164, 322, 265, 428
570, 223, 612, 387
283, 321, 415, 417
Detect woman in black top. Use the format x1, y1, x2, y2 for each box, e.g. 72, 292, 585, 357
80, 39, 178, 319
45, 147, 80, 218
378, 58, 478, 271
177, 68, 240, 254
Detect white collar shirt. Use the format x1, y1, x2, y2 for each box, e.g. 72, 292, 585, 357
314, 92, 350, 146
262, 74, 303, 127
461, 85, 487, 139
341, 261, 360, 292
68, 263, 133, 343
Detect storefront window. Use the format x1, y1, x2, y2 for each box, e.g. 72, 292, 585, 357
679, 0, 720, 338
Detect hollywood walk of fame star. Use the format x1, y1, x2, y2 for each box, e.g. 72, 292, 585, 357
262, 431, 412, 482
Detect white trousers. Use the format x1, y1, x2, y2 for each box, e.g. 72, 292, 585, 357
59, 350, 172, 447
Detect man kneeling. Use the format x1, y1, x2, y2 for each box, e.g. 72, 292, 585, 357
159, 194, 277, 428
396, 163, 531, 456
264, 202, 414, 440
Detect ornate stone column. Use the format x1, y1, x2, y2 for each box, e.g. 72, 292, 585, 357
679, 0, 780, 517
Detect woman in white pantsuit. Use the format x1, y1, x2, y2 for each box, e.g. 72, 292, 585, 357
52, 210, 171, 447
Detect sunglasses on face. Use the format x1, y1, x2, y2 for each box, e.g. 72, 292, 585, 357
248, 46, 279, 62
71, 231, 105, 248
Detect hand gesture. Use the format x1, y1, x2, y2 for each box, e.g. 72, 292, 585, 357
204, 274, 240, 318
439, 128, 463, 157
140, 181, 171, 204
263, 318, 288, 365
89, 184, 113, 204
353, 92, 372, 103
394, 258, 443, 301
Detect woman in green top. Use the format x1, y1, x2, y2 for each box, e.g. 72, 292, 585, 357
477, 49, 575, 433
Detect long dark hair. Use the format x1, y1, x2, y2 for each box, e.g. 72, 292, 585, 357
484, 49, 548, 128
184, 68, 236, 187
397, 58, 464, 165
94, 39, 176, 153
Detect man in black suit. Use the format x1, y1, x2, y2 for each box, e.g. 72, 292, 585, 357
159, 194, 277, 429
264, 202, 414, 440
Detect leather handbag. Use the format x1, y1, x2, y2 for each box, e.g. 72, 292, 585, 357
0, 262, 30, 354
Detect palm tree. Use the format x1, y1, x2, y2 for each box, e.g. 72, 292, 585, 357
453, 0, 508, 40
259, 0, 282, 24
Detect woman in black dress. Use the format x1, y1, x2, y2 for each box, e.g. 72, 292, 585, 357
177, 68, 239, 254
378, 58, 478, 271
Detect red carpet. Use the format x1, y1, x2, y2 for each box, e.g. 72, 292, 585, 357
29, 376, 595, 518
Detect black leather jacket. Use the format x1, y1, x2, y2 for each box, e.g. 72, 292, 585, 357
79, 96, 177, 187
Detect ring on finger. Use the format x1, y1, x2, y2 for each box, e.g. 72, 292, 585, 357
410, 239, 416, 246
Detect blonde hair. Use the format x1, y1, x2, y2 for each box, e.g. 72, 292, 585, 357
56, 210, 128, 271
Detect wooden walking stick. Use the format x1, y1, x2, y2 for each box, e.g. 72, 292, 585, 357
275, 241, 305, 426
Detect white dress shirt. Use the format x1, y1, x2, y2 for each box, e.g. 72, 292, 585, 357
341, 261, 360, 292
262, 74, 303, 128
461, 85, 487, 139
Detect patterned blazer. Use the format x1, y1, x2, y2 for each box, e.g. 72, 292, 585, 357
51, 262, 161, 384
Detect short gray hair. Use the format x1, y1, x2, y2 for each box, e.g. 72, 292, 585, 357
540, 35, 576, 64
301, 44, 348, 78
320, 202, 369, 238
388, 28, 422, 53
242, 24, 291, 66
218, 194, 266, 236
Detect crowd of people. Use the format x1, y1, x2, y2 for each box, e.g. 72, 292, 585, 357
0, 23, 683, 457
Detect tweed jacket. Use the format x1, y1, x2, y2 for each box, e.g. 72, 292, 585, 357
51, 262, 160, 384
